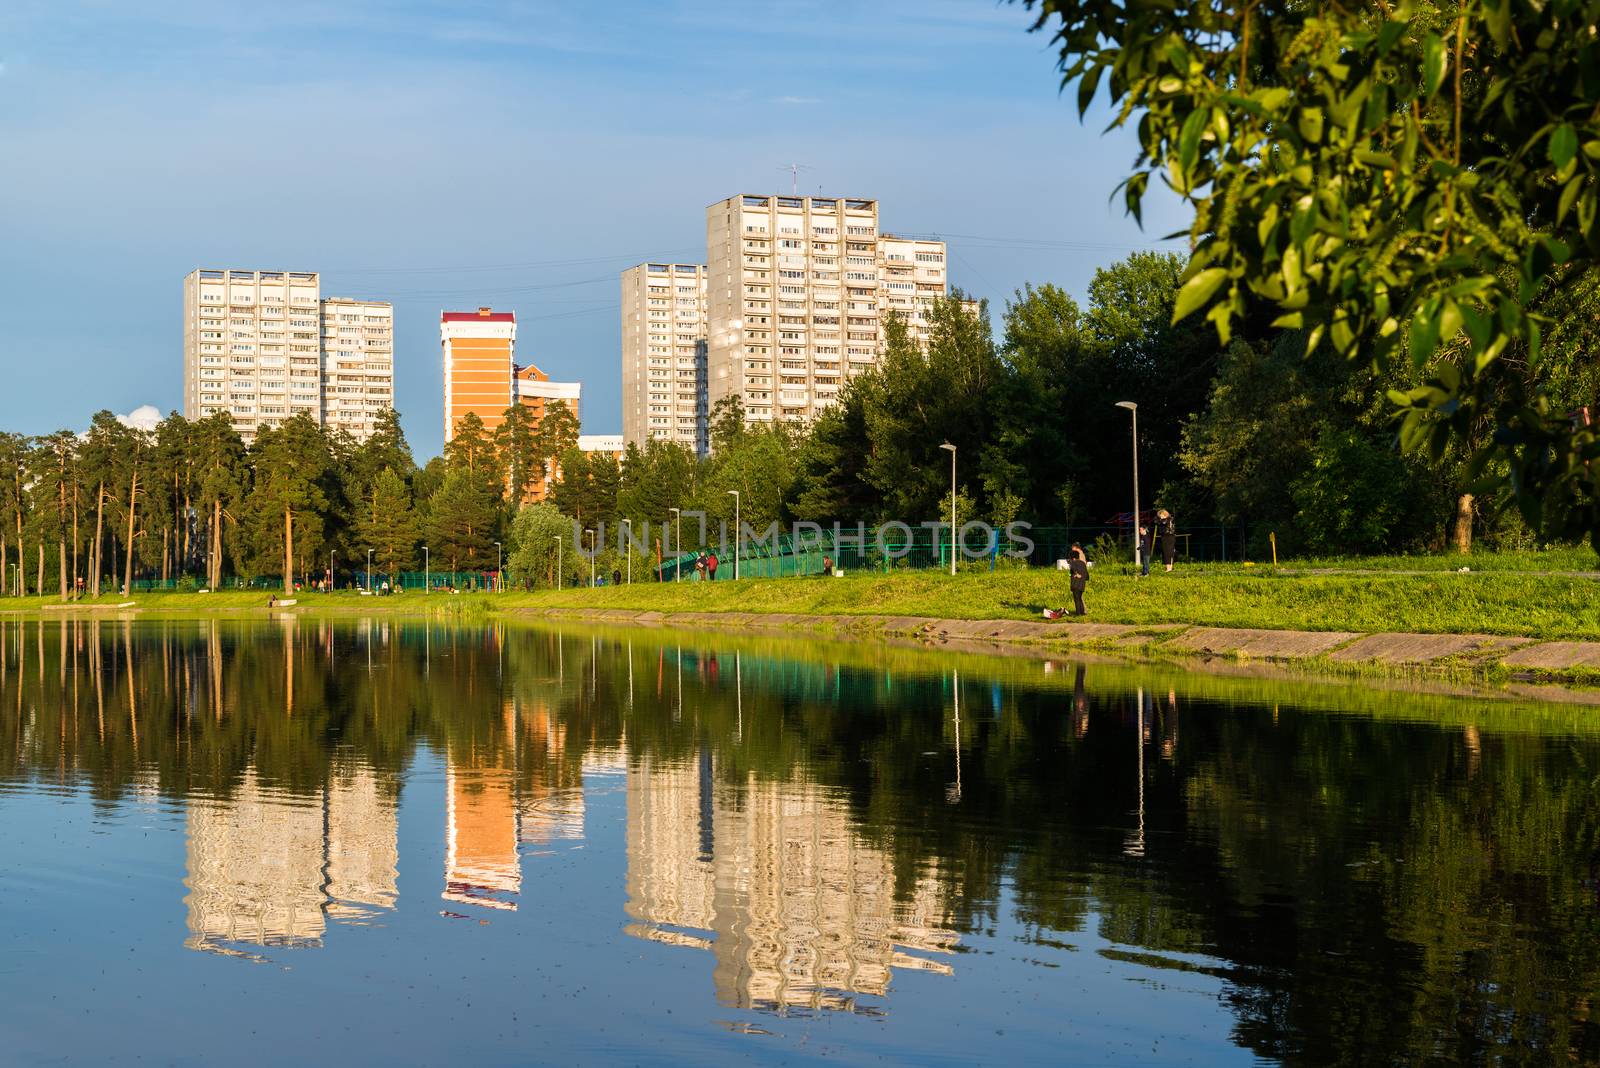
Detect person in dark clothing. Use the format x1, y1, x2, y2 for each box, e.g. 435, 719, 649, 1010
1156, 509, 1177, 572
1045, 543, 1090, 618
1138, 523, 1154, 577
612, 568, 622, 587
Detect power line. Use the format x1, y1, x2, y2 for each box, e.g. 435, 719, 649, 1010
323, 247, 702, 276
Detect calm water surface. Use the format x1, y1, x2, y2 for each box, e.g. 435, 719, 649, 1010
1, 617, 1598, 1065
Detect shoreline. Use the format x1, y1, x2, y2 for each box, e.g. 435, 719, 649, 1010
6, 589, 1600, 697
500, 606, 1600, 694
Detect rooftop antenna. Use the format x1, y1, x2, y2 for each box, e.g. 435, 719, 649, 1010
778, 162, 813, 196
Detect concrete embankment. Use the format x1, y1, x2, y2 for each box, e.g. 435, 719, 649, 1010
513, 607, 1600, 689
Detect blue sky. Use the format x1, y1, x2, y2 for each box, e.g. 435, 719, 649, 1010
0, 0, 1188, 459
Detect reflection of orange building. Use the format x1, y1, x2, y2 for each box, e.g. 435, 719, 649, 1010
444, 761, 521, 911
444, 703, 522, 911
517, 700, 586, 844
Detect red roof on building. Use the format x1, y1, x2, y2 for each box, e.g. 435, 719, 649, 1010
441, 309, 515, 322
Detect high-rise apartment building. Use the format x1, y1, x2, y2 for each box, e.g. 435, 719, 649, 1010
319, 298, 395, 440
705, 195, 949, 428
621, 263, 709, 454
441, 307, 517, 444
182, 269, 395, 442
441, 307, 581, 448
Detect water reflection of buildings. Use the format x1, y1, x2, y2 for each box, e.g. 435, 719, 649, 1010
443, 698, 592, 912
184, 766, 399, 956
625, 755, 958, 1014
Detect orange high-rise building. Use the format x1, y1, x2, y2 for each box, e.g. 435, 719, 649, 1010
441, 307, 517, 444
441, 309, 582, 496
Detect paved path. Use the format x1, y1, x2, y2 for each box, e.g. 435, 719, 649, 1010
519, 607, 1600, 679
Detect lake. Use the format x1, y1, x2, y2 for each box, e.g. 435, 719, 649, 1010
1, 616, 1597, 1065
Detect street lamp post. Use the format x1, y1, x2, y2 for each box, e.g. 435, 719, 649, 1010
1115, 401, 1141, 572
668, 508, 681, 582
366, 548, 373, 593
423, 545, 430, 594
555, 534, 563, 590
494, 541, 502, 592
726, 490, 740, 580
939, 442, 957, 576
585, 528, 596, 588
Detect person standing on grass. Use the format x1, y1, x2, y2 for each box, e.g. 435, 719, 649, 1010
1156, 509, 1177, 572
1045, 542, 1091, 619
707, 551, 719, 581
1138, 523, 1154, 577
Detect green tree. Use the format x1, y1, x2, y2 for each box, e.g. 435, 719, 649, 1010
791, 380, 876, 524
507, 501, 575, 588
496, 403, 544, 505
862, 300, 1001, 520
0, 433, 29, 595
617, 439, 697, 528
355, 467, 418, 583
539, 399, 580, 477
426, 467, 497, 574
247, 414, 332, 593
192, 412, 245, 589
1025, 0, 1600, 544
28, 430, 79, 598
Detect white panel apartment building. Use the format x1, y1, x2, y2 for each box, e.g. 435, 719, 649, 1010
621, 263, 709, 454
182, 269, 394, 442
319, 297, 395, 440
705, 195, 948, 427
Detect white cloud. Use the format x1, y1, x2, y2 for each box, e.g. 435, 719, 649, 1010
773, 95, 819, 105
117, 405, 162, 431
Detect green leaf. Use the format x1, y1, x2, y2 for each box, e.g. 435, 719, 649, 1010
1178, 108, 1209, 173
1558, 174, 1583, 223
1076, 65, 1103, 117
1377, 20, 1407, 54
1422, 34, 1448, 98
1550, 123, 1579, 168
1410, 302, 1441, 368
1173, 267, 1229, 323
1298, 107, 1324, 144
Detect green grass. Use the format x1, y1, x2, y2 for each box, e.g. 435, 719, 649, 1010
1282, 545, 1600, 572
4, 554, 1598, 641
514, 567, 1600, 640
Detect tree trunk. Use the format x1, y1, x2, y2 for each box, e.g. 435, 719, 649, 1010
283, 508, 294, 595
1453, 493, 1474, 555
71, 487, 79, 599
13, 512, 23, 597
123, 469, 139, 595
211, 498, 222, 589
1, 534, 7, 596
36, 543, 43, 595
58, 477, 68, 600
91, 482, 105, 598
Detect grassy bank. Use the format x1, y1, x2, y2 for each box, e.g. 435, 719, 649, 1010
5, 562, 1598, 641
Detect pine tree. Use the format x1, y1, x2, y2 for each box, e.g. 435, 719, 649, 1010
426, 466, 495, 573
247, 414, 332, 593
356, 467, 418, 582
496, 403, 543, 504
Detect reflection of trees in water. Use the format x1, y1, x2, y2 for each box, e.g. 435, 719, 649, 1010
3, 618, 1600, 1056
